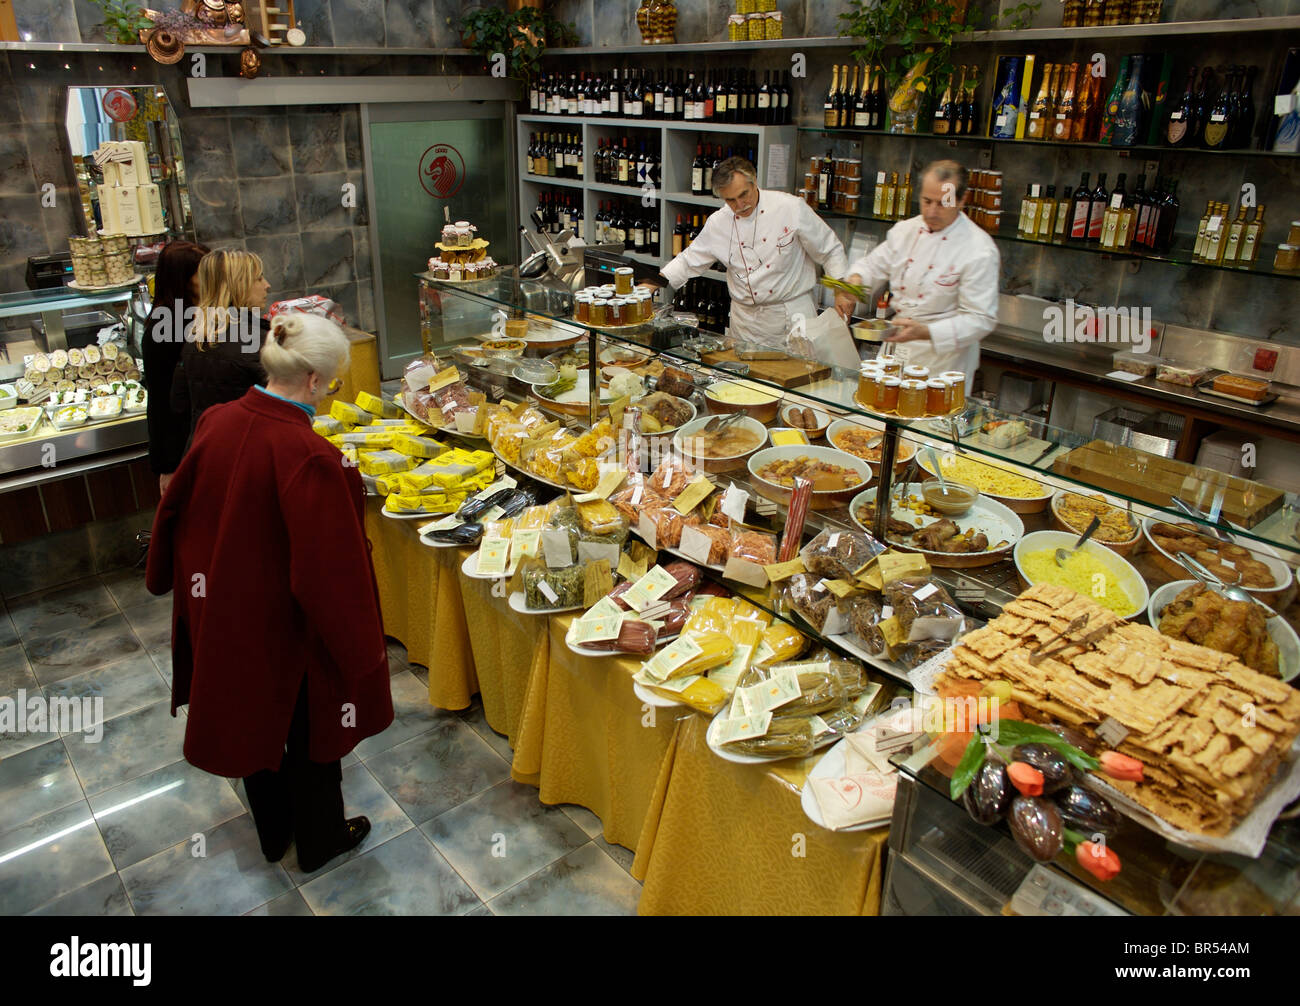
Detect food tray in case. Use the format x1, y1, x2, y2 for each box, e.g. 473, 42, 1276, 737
1195, 374, 1279, 407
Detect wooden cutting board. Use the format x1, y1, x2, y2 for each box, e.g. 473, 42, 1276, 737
1052, 440, 1284, 529
699, 349, 831, 389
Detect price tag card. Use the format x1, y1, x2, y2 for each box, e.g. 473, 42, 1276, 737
405, 363, 437, 392
738, 666, 802, 715
877, 551, 930, 585
623, 565, 679, 612
715, 711, 773, 744
583, 559, 615, 608
428, 366, 461, 392
472, 403, 489, 436
542, 528, 573, 569
475, 536, 511, 577
636, 511, 659, 550
763, 556, 806, 582
1105, 371, 1144, 383
721, 483, 749, 523
609, 395, 630, 429
572, 468, 626, 503
454, 410, 478, 433
673, 473, 715, 516
423, 514, 462, 532
618, 551, 649, 582
643, 634, 704, 680
679, 524, 717, 566
808, 714, 832, 739
823, 579, 860, 598
535, 579, 560, 606
585, 596, 625, 622
908, 616, 964, 643
571, 610, 624, 644
722, 555, 769, 589
511, 529, 542, 563
708, 644, 753, 693
1096, 716, 1130, 747
634, 670, 701, 694
1275, 93, 1299, 116
578, 542, 621, 570
879, 616, 906, 650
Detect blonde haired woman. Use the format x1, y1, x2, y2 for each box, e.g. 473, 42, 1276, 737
149, 312, 392, 874
172, 248, 273, 434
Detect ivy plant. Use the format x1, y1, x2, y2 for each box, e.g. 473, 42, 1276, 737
89, 0, 154, 44
459, 6, 578, 84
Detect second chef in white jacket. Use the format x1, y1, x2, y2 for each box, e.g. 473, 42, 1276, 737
659, 157, 849, 350
835, 160, 1000, 389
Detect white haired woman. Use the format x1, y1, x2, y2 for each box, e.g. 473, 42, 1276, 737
147, 312, 393, 874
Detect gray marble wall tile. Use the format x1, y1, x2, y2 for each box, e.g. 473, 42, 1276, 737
329, 0, 387, 46
1025, 244, 1124, 305
995, 239, 1040, 297
384, 0, 441, 47
1168, 0, 1286, 18
1208, 271, 1296, 339
0, 126, 35, 197
296, 170, 357, 230
247, 234, 307, 292
307, 280, 360, 328
1117, 261, 1216, 330
342, 108, 364, 173
356, 279, 376, 331
803, 0, 848, 37
72, 0, 107, 42
288, 112, 346, 175
549, 0, 594, 46
240, 177, 301, 236
189, 178, 244, 243
179, 117, 237, 182
294, 0, 336, 46
672, 0, 711, 44
301, 229, 355, 287
14, 0, 81, 43
41, 185, 83, 250
0, 194, 51, 270
593, 0, 635, 48
352, 226, 372, 279
231, 115, 294, 178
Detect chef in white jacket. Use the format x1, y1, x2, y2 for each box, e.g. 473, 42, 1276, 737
834, 160, 999, 389
658, 157, 849, 350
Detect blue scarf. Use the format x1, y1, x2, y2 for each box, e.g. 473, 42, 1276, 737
255, 384, 315, 417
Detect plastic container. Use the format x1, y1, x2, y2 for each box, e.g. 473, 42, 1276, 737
1155, 361, 1211, 387
1112, 349, 1165, 377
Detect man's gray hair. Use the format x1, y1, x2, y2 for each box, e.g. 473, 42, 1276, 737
921, 159, 969, 200
711, 156, 757, 197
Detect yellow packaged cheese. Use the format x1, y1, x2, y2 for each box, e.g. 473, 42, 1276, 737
355, 391, 400, 419
358, 450, 419, 476
330, 400, 374, 425
392, 433, 444, 459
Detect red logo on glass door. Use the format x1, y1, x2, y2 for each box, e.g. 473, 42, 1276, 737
419, 143, 466, 199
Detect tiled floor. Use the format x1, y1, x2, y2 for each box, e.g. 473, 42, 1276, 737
0, 567, 641, 916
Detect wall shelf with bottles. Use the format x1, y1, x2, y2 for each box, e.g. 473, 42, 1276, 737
662, 191, 721, 207
521, 174, 586, 190
519, 114, 785, 136
797, 126, 1300, 160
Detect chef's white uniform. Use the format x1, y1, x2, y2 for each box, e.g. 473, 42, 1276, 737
847, 212, 1000, 389
660, 189, 848, 351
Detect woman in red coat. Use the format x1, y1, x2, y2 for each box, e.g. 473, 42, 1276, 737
147, 311, 393, 873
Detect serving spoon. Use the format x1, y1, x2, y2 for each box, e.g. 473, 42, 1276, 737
1055, 515, 1102, 567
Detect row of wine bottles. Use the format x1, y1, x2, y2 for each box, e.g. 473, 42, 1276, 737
1165, 64, 1258, 150
528, 68, 793, 125
533, 190, 585, 241
591, 137, 662, 186
593, 199, 661, 255
1015, 172, 1181, 253
525, 133, 584, 180
1192, 201, 1267, 265
820, 64, 890, 131
672, 276, 730, 334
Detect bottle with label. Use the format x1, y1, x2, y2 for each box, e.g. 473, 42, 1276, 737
757, 70, 772, 124
854, 66, 870, 127
818, 153, 833, 210
885, 171, 900, 219
1036, 184, 1057, 241
1240, 204, 1265, 264
1131, 174, 1150, 246
896, 172, 913, 218
1203, 68, 1234, 148
1020, 183, 1041, 237
1053, 63, 1079, 140
841, 65, 856, 128
872, 65, 886, 129
1027, 62, 1054, 139
1233, 65, 1257, 148
1222, 203, 1248, 264
1190, 67, 1215, 146
1165, 66, 1198, 146
1152, 178, 1179, 253
1098, 55, 1131, 144
933, 73, 955, 135
1193, 200, 1215, 259
1100, 192, 1123, 249
872, 170, 888, 216
1115, 194, 1136, 248
672, 213, 686, 255
824, 65, 839, 129
1054, 186, 1073, 241
1068, 171, 1091, 240
691, 143, 705, 195
1088, 172, 1109, 242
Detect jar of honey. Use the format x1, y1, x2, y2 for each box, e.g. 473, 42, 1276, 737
877, 376, 901, 412
590, 299, 610, 326
857, 367, 881, 408
575, 295, 591, 324
940, 371, 966, 411
925, 378, 949, 415
615, 267, 635, 295
897, 379, 927, 418
880, 357, 903, 378
903, 365, 930, 382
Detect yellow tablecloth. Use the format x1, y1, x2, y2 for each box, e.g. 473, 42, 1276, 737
632, 714, 888, 915
364, 502, 478, 710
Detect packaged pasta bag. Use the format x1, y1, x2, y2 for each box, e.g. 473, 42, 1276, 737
432, 381, 473, 424
783, 572, 836, 632
564, 454, 601, 492
801, 527, 885, 582
729, 528, 778, 567
647, 454, 693, 497
402, 389, 438, 424
483, 405, 517, 443
577, 499, 626, 537
392, 433, 445, 459
882, 577, 964, 643
720, 715, 816, 759
654, 599, 691, 638
492, 422, 529, 466
609, 474, 670, 525
682, 596, 736, 636
735, 659, 849, 718
354, 390, 401, 420
679, 522, 730, 566
838, 593, 887, 656
706, 616, 763, 693
512, 505, 551, 532
331, 429, 397, 450
330, 400, 374, 425
515, 405, 550, 432
893, 637, 955, 670
658, 630, 735, 679
573, 418, 617, 459
660, 559, 703, 599
313, 416, 349, 437
640, 673, 728, 716
583, 619, 659, 656
731, 598, 772, 629
757, 621, 806, 665
522, 562, 586, 611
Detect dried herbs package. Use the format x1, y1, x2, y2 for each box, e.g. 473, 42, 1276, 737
839, 594, 886, 655
721, 716, 816, 759
783, 572, 835, 631
523, 564, 585, 610
883, 577, 964, 642
801, 527, 885, 582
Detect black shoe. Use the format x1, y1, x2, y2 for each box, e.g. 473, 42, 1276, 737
298, 816, 371, 873
263, 837, 293, 864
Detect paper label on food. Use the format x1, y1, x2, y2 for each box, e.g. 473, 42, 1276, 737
911, 582, 940, 602
1095, 716, 1130, 747
673, 473, 714, 516
405, 363, 437, 392
738, 665, 802, 715
679, 525, 717, 566
631, 485, 644, 506
476, 536, 511, 577
708, 644, 753, 692
577, 541, 620, 570
908, 616, 964, 642
511, 529, 542, 563
618, 551, 648, 582
715, 711, 773, 744
536, 579, 559, 604
623, 565, 679, 612
877, 551, 930, 584
879, 616, 906, 649
658, 460, 676, 490
585, 596, 624, 622
722, 556, 768, 588
455, 410, 478, 433
571, 611, 625, 643
425, 514, 463, 532
808, 714, 832, 738
721, 484, 749, 523
573, 469, 627, 502
812, 579, 828, 593
644, 634, 704, 679
542, 528, 573, 568
482, 506, 505, 523
640, 672, 701, 694
753, 640, 777, 666
428, 366, 461, 392
636, 511, 658, 550
826, 532, 840, 549
763, 557, 806, 582
880, 605, 894, 620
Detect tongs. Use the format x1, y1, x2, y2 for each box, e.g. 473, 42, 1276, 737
1170, 494, 1237, 544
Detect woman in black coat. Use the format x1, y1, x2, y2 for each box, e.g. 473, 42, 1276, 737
172, 248, 273, 435
142, 240, 208, 493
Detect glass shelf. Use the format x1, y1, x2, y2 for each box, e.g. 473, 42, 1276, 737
0, 284, 134, 320
797, 125, 1300, 161
821, 209, 1300, 281
419, 267, 1300, 560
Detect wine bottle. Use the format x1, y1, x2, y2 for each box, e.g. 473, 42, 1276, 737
1111, 55, 1144, 146
933, 74, 954, 135
758, 70, 772, 125
1191, 66, 1215, 145
1234, 65, 1257, 148
672, 213, 686, 255
1037, 184, 1057, 241
1131, 174, 1150, 246
1053, 63, 1079, 140
1240, 204, 1264, 264
705, 71, 717, 121
1088, 171, 1109, 242
854, 66, 870, 128
692, 143, 705, 195
824, 65, 839, 129
1027, 62, 1054, 139
1068, 172, 1091, 239
1222, 202, 1248, 264
1099, 54, 1131, 144
1203, 66, 1234, 148
951, 65, 968, 134
1054, 186, 1072, 241
1193, 199, 1214, 259
1153, 178, 1179, 253
843, 65, 858, 129
896, 172, 913, 218
1165, 67, 1197, 146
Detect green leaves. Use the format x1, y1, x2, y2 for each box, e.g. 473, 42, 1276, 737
950, 731, 988, 801
91, 0, 152, 44
993, 720, 1100, 772
458, 5, 575, 84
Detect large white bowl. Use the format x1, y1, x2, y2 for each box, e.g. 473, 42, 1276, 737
672, 414, 769, 473
1012, 529, 1150, 619
1147, 579, 1299, 682
1140, 515, 1292, 595
825, 417, 918, 476
747, 444, 873, 511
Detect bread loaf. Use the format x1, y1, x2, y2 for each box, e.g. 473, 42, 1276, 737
1212, 374, 1269, 401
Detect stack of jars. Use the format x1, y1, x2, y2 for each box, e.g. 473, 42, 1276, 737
832, 159, 862, 215
964, 168, 1004, 234
730, 0, 780, 39
857, 358, 966, 417
68, 234, 132, 288
1066, 0, 1160, 26
574, 275, 655, 328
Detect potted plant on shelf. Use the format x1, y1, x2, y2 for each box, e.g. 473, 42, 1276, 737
460, 5, 578, 83
88, 0, 154, 43
838, 0, 1039, 133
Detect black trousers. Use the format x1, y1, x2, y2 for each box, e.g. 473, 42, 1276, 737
243, 678, 345, 867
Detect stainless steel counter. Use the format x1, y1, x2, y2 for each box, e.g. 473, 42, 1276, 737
0, 413, 148, 491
